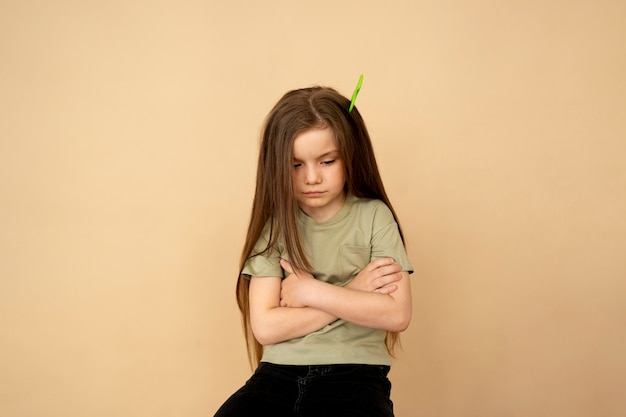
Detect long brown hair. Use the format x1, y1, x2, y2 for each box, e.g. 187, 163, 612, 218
236, 86, 407, 366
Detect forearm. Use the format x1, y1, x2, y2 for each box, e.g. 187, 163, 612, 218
251, 306, 337, 345
301, 273, 412, 332
248, 276, 338, 346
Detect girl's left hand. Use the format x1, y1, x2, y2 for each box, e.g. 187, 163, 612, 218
279, 259, 315, 308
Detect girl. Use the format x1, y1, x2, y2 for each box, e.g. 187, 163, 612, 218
214, 85, 413, 417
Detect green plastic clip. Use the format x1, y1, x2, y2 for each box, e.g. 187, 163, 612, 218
348, 74, 364, 113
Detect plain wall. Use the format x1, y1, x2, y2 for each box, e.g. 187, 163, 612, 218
1, 1, 625, 416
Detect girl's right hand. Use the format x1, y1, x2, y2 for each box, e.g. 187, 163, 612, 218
345, 258, 403, 295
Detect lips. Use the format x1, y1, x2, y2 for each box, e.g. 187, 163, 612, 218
303, 191, 325, 196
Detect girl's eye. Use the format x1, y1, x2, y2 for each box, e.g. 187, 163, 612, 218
322, 160, 335, 165
293, 163, 302, 169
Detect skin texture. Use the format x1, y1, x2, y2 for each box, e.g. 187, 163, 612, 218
280, 260, 412, 332
249, 258, 408, 346
248, 127, 412, 346
291, 127, 347, 223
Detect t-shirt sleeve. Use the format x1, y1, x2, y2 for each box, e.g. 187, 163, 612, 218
241, 222, 284, 278
371, 202, 414, 274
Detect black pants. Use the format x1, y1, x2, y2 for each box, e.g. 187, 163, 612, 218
214, 362, 395, 417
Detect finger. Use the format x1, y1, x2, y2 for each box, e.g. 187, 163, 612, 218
374, 270, 403, 289
367, 257, 395, 271
373, 284, 398, 295
378, 264, 402, 278
280, 259, 294, 274
279, 287, 286, 306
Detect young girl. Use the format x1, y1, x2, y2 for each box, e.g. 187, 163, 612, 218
214, 85, 413, 417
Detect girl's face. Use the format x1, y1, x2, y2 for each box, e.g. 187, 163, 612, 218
291, 127, 346, 223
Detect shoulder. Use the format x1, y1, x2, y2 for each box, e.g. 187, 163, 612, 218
250, 218, 282, 253
253, 219, 272, 243
351, 195, 394, 218
349, 196, 398, 231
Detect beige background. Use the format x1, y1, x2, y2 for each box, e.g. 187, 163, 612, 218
1, 1, 625, 416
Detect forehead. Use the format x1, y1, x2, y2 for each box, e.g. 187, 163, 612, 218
292, 127, 338, 158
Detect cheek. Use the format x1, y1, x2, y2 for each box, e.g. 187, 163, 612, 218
334, 166, 347, 183
291, 171, 301, 186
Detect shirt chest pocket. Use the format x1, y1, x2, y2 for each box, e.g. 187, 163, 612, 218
339, 245, 371, 280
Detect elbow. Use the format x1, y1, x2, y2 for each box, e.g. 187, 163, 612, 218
251, 323, 279, 346
390, 318, 411, 333
254, 336, 274, 346
389, 310, 412, 332
253, 332, 273, 346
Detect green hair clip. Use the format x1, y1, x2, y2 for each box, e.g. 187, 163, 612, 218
348, 74, 364, 113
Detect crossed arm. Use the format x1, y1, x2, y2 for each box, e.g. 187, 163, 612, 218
249, 258, 412, 346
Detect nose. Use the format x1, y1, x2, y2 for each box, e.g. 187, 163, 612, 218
304, 166, 321, 184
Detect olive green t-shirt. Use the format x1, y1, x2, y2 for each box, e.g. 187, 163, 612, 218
242, 193, 413, 365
